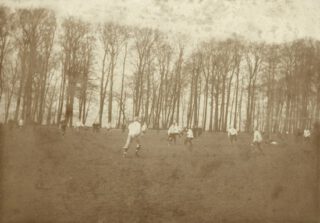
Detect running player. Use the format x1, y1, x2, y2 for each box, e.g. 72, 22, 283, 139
122, 116, 142, 157
227, 126, 238, 143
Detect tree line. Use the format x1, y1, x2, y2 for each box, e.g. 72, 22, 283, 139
1, 6, 320, 133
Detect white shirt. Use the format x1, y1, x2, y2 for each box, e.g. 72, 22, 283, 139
168, 125, 179, 135
228, 128, 238, 136
18, 119, 23, 127
128, 121, 141, 137
187, 129, 194, 138
253, 130, 263, 143
304, 129, 311, 137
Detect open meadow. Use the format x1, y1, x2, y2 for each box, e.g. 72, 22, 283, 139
0, 126, 318, 223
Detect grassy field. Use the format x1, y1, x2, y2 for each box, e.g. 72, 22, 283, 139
0, 126, 318, 223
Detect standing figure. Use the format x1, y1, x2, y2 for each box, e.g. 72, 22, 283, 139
122, 116, 142, 157
168, 122, 179, 144
252, 128, 264, 154
303, 128, 311, 143
184, 128, 194, 147
227, 126, 238, 143
18, 119, 24, 129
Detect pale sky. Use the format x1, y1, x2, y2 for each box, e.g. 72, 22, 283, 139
3, 0, 320, 43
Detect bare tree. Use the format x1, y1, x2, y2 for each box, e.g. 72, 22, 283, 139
13, 8, 57, 124
97, 22, 128, 126
3, 59, 18, 122
244, 43, 263, 131
60, 17, 91, 126
0, 6, 13, 104
133, 28, 159, 118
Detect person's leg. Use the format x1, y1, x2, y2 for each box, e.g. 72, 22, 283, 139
123, 135, 132, 149
135, 136, 141, 156
173, 134, 176, 144
123, 135, 133, 157
168, 135, 172, 143
167, 134, 171, 146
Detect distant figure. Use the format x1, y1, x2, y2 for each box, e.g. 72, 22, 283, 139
303, 129, 311, 143
141, 122, 148, 134
252, 128, 264, 154
184, 128, 194, 147
284, 131, 289, 139
18, 119, 24, 129
168, 122, 179, 144
122, 116, 142, 157
227, 126, 238, 143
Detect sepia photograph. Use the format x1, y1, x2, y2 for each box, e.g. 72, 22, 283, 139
0, 0, 319, 222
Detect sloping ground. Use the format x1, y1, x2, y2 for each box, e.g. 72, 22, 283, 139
0, 126, 318, 223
